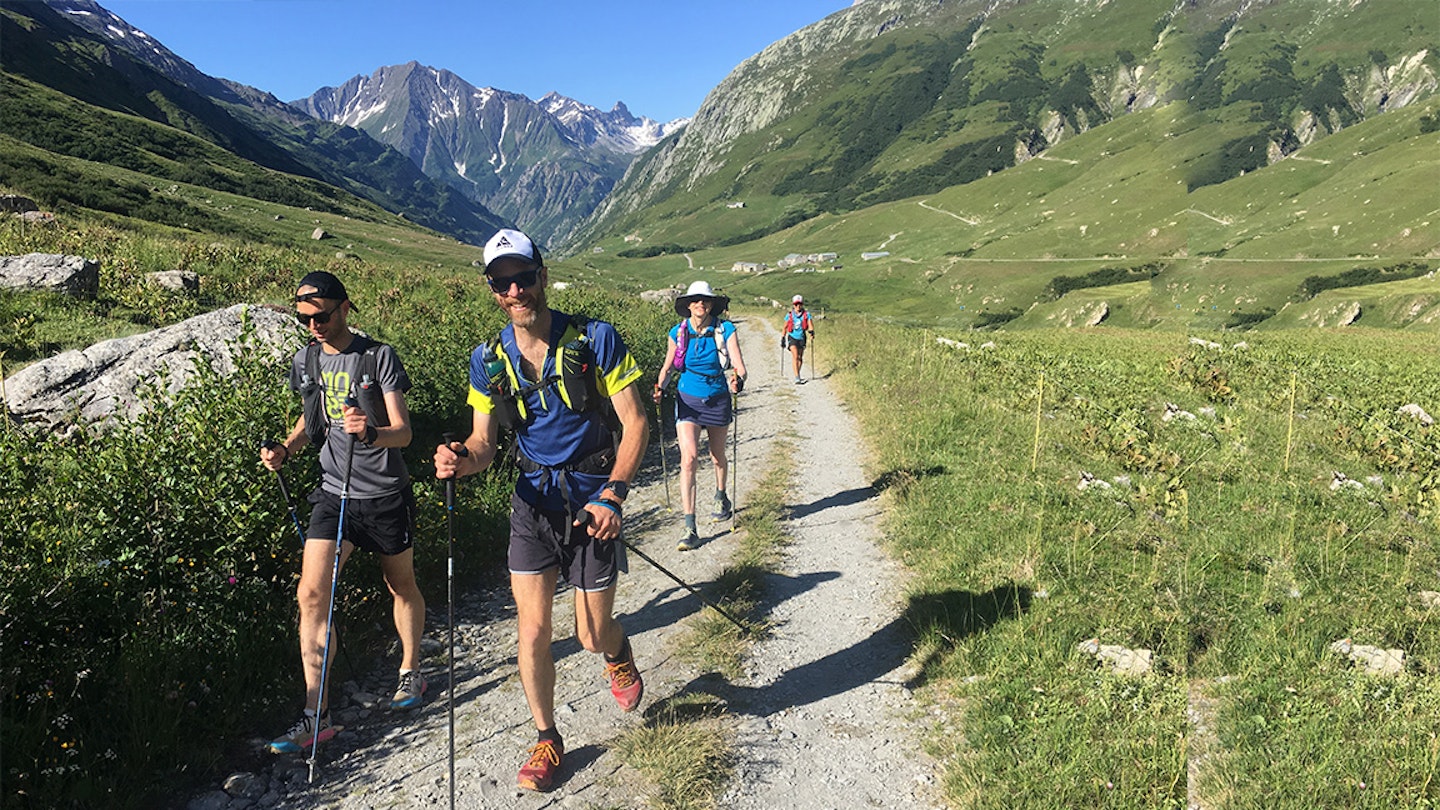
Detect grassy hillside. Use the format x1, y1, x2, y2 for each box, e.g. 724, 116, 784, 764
574, 97, 1439, 330
0, 2, 504, 244
570, 0, 1439, 330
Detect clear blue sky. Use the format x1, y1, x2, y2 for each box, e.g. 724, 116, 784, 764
102, 0, 851, 122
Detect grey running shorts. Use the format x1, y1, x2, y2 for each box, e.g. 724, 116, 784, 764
508, 491, 623, 592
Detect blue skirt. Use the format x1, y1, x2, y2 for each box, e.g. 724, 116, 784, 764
676, 391, 732, 427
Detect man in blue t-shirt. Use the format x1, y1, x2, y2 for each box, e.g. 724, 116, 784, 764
434, 229, 649, 793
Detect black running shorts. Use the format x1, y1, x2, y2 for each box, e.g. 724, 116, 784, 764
508, 491, 623, 592
306, 486, 416, 556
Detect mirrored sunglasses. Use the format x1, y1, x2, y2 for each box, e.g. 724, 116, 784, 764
487, 268, 540, 294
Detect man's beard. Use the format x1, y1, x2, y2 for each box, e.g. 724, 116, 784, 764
503, 287, 545, 328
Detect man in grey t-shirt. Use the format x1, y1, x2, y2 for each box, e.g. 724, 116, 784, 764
259, 271, 427, 754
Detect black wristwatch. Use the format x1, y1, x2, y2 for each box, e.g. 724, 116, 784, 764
603, 480, 629, 501
362, 425, 378, 446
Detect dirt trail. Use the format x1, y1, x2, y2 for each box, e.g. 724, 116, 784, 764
188, 315, 938, 810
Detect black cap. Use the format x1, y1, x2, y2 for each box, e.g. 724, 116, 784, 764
295, 271, 357, 311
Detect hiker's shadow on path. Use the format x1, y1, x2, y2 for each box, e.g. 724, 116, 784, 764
872, 465, 948, 492
785, 464, 947, 522
669, 584, 1031, 718
786, 485, 876, 521
556, 743, 605, 789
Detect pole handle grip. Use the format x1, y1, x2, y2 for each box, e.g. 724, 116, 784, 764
441, 433, 467, 507
441, 432, 470, 458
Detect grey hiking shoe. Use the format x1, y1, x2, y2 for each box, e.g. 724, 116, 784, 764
269, 711, 336, 754
712, 492, 732, 520
390, 669, 427, 709
677, 528, 700, 551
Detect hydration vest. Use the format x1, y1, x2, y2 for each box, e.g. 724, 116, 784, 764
298, 336, 389, 448
481, 314, 612, 432
671, 319, 731, 372
785, 310, 811, 335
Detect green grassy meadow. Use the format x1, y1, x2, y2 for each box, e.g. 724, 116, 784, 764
817, 318, 1440, 808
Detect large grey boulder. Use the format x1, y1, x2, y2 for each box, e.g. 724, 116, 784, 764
3, 304, 303, 431
0, 253, 100, 297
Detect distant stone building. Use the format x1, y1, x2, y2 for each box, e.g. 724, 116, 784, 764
777, 251, 839, 268
731, 262, 766, 273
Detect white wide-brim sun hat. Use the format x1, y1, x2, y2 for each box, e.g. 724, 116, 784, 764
674, 280, 729, 317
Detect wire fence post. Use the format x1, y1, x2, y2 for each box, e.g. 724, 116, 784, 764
1284, 371, 1297, 472
1031, 371, 1045, 472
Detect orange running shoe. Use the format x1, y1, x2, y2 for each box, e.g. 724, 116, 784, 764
604, 638, 644, 712
517, 738, 563, 792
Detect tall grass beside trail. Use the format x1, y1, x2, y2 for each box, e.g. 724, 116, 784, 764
820, 319, 1440, 809
1, 218, 676, 808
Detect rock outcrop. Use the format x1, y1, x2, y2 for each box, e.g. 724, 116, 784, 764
3, 304, 302, 431
146, 270, 200, 293
0, 253, 100, 298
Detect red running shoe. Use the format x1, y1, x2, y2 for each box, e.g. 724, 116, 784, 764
604, 638, 644, 712
517, 738, 563, 792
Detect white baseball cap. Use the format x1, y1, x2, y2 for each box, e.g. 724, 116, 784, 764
483, 228, 543, 274
792, 295, 804, 304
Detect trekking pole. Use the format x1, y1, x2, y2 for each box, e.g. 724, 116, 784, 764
811, 332, 817, 381
573, 511, 758, 635
730, 392, 738, 508
261, 439, 307, 547
626, 536, 760, 636
309, 409, 357, 783
441, 433, 469, 810
263, 440, 360, 682
656, 392, 671, 510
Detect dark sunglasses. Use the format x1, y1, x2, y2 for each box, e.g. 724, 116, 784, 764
295, 302, 341, 326
487, 268, 541, 294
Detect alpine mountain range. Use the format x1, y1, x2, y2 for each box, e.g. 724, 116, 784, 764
27, 0, 686, 248
6, 0, 1437, 286
294, 63, 685, 248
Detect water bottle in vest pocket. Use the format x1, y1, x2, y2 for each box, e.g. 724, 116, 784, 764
672, 324, 689, 370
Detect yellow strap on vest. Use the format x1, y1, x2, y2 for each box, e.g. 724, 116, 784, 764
495, 322, 587, 417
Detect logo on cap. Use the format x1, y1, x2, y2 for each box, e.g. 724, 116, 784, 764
483, 228, 541, 274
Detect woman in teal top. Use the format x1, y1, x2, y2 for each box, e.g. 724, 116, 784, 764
653, 281, 748, 550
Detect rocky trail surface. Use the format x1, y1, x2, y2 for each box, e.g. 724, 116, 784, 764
189, 316, 940, 810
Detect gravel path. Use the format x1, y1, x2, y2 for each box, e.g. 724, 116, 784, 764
189, 316, 939, 810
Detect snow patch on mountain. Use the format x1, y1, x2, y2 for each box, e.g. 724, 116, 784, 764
539, 92, 686, 153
